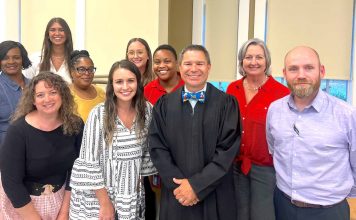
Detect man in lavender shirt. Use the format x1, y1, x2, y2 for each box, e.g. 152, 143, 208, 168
266, 46, 356, 220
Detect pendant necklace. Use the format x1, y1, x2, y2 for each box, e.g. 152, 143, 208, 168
243, 75, 268, 91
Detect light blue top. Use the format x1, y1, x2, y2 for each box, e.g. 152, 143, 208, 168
0, 72, 29, 144
267, 90, 356, 205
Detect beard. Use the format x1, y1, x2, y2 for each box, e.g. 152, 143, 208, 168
287, 79, 320, 98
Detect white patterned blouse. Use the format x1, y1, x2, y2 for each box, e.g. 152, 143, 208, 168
69, 102, 157, 220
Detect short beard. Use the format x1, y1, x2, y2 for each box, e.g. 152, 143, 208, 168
287, 80, 320, 98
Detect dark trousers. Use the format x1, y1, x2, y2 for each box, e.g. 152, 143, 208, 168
233, 163, 276, 220
144, 176, 156, 220
274, 187, 350, 220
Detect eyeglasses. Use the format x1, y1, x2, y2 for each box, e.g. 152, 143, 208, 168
127, 50, 145, 57
244, 55, 265, 62
76, 66, 96, 74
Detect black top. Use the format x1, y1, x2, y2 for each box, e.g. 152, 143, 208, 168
0, 117, 83, 208
148, 83, 241, 220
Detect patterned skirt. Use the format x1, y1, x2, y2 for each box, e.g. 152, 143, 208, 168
0, 179, 65, 220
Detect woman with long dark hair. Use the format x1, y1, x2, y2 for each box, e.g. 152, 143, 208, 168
24, 17, 73, 83
70, 60, 156, 219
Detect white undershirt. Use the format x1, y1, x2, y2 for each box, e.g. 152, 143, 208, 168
184, 84, 207, 112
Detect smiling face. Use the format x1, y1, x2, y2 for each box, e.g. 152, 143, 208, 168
127, 41, 149, 72
242, 44, 266, 77
179, 50, 210, 92
33, 80, 62, 116
71, 57, 95, 89
48, 22, 67, 46
112, 68, 138, 105
0, 47, 23, 76
283, 46, 325, 99
153, 49, 178, 82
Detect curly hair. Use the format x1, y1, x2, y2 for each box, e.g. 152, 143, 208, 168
12, 71, 82, 135
104, 60, 147, 145
39, 17, 73, 72
125, 38, 154, 86
0, 40, 32, 69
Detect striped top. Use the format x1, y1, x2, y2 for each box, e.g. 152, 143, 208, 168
69, 102, 157, 219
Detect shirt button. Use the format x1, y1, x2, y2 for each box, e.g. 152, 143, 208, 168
242, 117, 245, 120
242, 144, 245, 146
242, 131, 245, 134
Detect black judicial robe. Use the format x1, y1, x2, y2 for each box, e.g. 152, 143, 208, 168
148, 83, 241, 220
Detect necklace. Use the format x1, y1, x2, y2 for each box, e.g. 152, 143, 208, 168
51, 55, 65, 60
243, 75, 268, 91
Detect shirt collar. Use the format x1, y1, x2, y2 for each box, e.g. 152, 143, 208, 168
309, 90, 324, 112
287, 90, 324, 112
260, 76, 275, 92
0, 71, 28, 91
151, 78, 166, 92
183, 84, 207, 109
151, 78, 185, 92
184, 83, 207, 93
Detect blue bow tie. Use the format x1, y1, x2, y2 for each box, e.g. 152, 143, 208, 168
182, 91, 206, 103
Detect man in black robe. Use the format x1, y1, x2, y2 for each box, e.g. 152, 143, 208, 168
148, 44, 241, 220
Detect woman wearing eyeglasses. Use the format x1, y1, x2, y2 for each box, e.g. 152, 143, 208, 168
69, 50, 105, 122
125, 38, 155, 87
126, 37, 157, 220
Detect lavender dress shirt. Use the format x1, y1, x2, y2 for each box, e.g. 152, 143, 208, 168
267, 90, 356, 205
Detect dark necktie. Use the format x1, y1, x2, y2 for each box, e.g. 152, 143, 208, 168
181, 91, 205, 103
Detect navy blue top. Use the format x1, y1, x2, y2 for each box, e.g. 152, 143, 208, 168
0, 72, 29, 144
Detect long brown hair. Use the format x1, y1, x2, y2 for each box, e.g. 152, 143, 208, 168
12, 72, 82, 135
125, 38, 154, 86
104, 60, 146, 144
39, 17, 73, 72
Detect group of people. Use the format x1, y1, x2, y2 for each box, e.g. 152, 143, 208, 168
0, 16, 355, 220
0, 16, 183, 220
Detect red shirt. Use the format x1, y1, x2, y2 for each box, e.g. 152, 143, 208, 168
226, 76, 289, 174
144, 78, 185, 105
